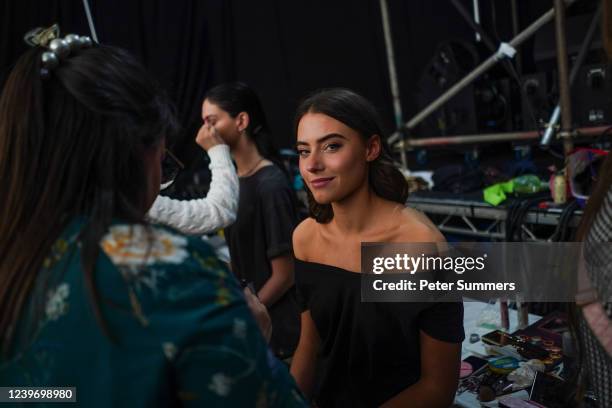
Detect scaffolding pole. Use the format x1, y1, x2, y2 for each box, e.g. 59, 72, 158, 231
399, 126, 609, 149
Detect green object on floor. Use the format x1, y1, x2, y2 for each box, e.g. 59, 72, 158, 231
513, 174, 545, 194
483, 175, 547, 206
483, 180, 514, 206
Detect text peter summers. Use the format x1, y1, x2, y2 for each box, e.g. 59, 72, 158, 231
372, 279, 516, 292
368, 253, 516, 293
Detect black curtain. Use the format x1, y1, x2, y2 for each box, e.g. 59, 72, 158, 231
0, 0, 229, 171
218, 0, 396, 147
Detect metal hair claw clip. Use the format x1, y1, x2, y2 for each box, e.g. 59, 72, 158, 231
23, 24, 93, 78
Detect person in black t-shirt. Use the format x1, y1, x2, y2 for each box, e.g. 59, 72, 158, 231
290, 88, 464, 407
202, 82, 300, 358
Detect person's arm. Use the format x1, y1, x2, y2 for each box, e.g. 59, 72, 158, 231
289, 220, 320, 398
380, 331, 461, 408
290, 310, 321, 399
257, 182, 299, 306
147, 125, 239, 234
242, 286, 272, 343
257, 254, 294, 307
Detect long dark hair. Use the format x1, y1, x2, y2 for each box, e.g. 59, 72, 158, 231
0, 44, 178, 357
204, 81, 284, 171
294, 88, 409, 223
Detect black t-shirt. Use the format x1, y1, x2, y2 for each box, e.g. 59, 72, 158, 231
295, 258, 465, 408
224, 164, 300, 357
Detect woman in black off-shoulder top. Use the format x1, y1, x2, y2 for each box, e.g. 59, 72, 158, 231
289, 89, 464, 408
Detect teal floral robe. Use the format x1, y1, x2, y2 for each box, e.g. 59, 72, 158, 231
0, 219, 306, 407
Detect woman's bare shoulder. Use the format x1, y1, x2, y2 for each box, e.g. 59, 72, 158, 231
394, 207, 445, 243
293, 217, 322, 260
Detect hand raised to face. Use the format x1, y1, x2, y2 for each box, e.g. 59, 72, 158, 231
195, 123, 225, 151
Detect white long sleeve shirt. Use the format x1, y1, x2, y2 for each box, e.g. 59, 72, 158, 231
147, 144, 238, 235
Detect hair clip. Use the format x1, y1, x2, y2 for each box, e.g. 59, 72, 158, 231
24, 24, 60, 47
24, 24, 94, 78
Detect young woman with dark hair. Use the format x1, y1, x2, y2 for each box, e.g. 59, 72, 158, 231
289, 88, 464, 407
202, 82, 301, 359
0, 33, 304, 407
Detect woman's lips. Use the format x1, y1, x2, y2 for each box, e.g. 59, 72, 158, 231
310, 177, 335, 188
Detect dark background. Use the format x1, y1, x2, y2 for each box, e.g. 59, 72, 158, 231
0, 0, 603, 184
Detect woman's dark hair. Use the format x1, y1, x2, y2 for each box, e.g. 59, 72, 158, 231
294, 88, 409, 223
0, 44, 178, 356
204, 81, 284, 171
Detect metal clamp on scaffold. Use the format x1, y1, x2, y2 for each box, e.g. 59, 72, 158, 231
495, 42, 517, 60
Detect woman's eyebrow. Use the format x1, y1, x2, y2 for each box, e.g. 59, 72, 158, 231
296, 133, 348, 147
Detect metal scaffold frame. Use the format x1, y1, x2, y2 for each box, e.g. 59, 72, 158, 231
406, 196, 582, 241
384, 0, 606, 157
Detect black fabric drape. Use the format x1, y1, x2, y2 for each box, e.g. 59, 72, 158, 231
0, 0, 222, 170
225, 0, 396, 145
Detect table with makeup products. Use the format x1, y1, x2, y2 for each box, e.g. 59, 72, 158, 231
455, 301, 577, 408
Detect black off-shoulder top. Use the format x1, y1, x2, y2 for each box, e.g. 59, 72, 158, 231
294, 258, 465, 408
